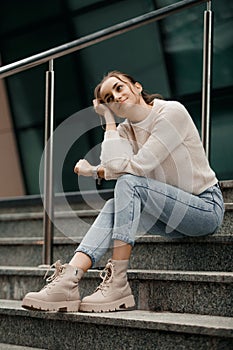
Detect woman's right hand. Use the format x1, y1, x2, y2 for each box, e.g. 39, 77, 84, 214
93, 99, 109, 116
93, 99, 116, 130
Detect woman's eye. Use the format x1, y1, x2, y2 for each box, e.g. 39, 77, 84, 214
106, 96, 113, 103
117, 85, 123, 91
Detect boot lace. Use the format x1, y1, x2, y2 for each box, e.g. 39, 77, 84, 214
43, 260, 64, 284
96, 260, 114, 292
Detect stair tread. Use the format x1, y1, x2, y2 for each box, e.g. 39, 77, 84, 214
0, 234, 232, 245
220, 180, 233, 188
0, 203, 232, 220
0, 299, 232, 337
1, 266, 233, 283
1, 234, 232, 271
0, 209, 100, 221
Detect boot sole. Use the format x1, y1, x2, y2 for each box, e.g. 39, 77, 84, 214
79, 295, 135, 313
21, 297, 81, 312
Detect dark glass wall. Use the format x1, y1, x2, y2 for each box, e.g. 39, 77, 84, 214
0, 0, 232, 194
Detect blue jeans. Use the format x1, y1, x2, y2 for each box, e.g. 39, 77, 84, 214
75, 174, 224, 266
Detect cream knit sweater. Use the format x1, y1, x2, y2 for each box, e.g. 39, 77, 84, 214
100, 99, 217, 195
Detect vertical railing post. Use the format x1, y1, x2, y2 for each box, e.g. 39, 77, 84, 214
201, 0, 213, 159
42, 59, 54, 265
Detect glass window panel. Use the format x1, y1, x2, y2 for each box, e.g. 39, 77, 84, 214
6, 66, 45, 130
0, 0, 62, 35
184, 94, 233, 180
157, 1, 205, 95
73, 0, 154, 35
3, 21, 81, 129
157, 0, 233, 94
67, 0, 100, 11
2, 22, 69, 63
210, 95, 233, 180
7, 54, 81, 130
73, 0, 171, 97
212, 0, 233, 89
54, 55, 85, 122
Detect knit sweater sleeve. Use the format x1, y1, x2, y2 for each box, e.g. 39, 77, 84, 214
100, 102, 189, 180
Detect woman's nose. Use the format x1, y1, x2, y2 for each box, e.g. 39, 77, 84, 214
114, 92, 122, 102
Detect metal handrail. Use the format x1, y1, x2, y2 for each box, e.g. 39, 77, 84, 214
0, 0, 212, 265
201, 0, 212, 159
0, 0, 207, 79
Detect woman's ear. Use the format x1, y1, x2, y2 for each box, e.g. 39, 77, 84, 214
134, 82, 143, 94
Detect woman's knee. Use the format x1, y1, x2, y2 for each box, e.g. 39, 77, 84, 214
102, 198, 114, 213
118, 173, 136, 182
115, 174, 140, 192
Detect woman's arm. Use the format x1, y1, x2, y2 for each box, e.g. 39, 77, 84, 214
93, 99, 117, 131
74, 100, 116, 180
101, 103, 189, 179
74, 160, 105, 179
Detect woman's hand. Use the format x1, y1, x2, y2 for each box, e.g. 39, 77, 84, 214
93, 99, 116, 131
74, 159, 93, 177
93, 99, 110, 116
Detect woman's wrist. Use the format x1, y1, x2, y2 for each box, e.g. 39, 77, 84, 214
104, 110, 114, 122
92, 165, 105, 184
105, 122, 117, 131
102, 109, 116, 130
104, 117, 117, 131
97, 166, 105, 179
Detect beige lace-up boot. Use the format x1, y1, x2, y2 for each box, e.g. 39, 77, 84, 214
22, 260, 84, 312
79, 259, 135, 312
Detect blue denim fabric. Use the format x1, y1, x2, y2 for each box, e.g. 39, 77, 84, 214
75, 174, 224, 266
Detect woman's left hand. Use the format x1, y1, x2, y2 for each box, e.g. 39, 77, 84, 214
74, 159, 93, 177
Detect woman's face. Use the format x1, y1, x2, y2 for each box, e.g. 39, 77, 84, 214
99, 75, 143, 118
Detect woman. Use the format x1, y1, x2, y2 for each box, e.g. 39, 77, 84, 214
22, 71, 224, 313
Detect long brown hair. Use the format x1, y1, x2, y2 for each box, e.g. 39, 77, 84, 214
94, 70, 163, 104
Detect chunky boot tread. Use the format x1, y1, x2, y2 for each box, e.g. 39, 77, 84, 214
79, 294, 135, 313
22, 297, 81, 312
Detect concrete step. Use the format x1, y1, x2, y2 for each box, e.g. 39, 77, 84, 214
0, 180, 231, 215
0, 203, 232, 239
0, 299, 232, 350
220, 180, 233, 203
1, 267, 233, 317
0, 234, 232, 271
0, 344, 43, 350
0, 190, 113, 214
0, 209, 99, 238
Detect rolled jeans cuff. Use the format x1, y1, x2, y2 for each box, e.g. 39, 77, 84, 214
74, 247, 96, 267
